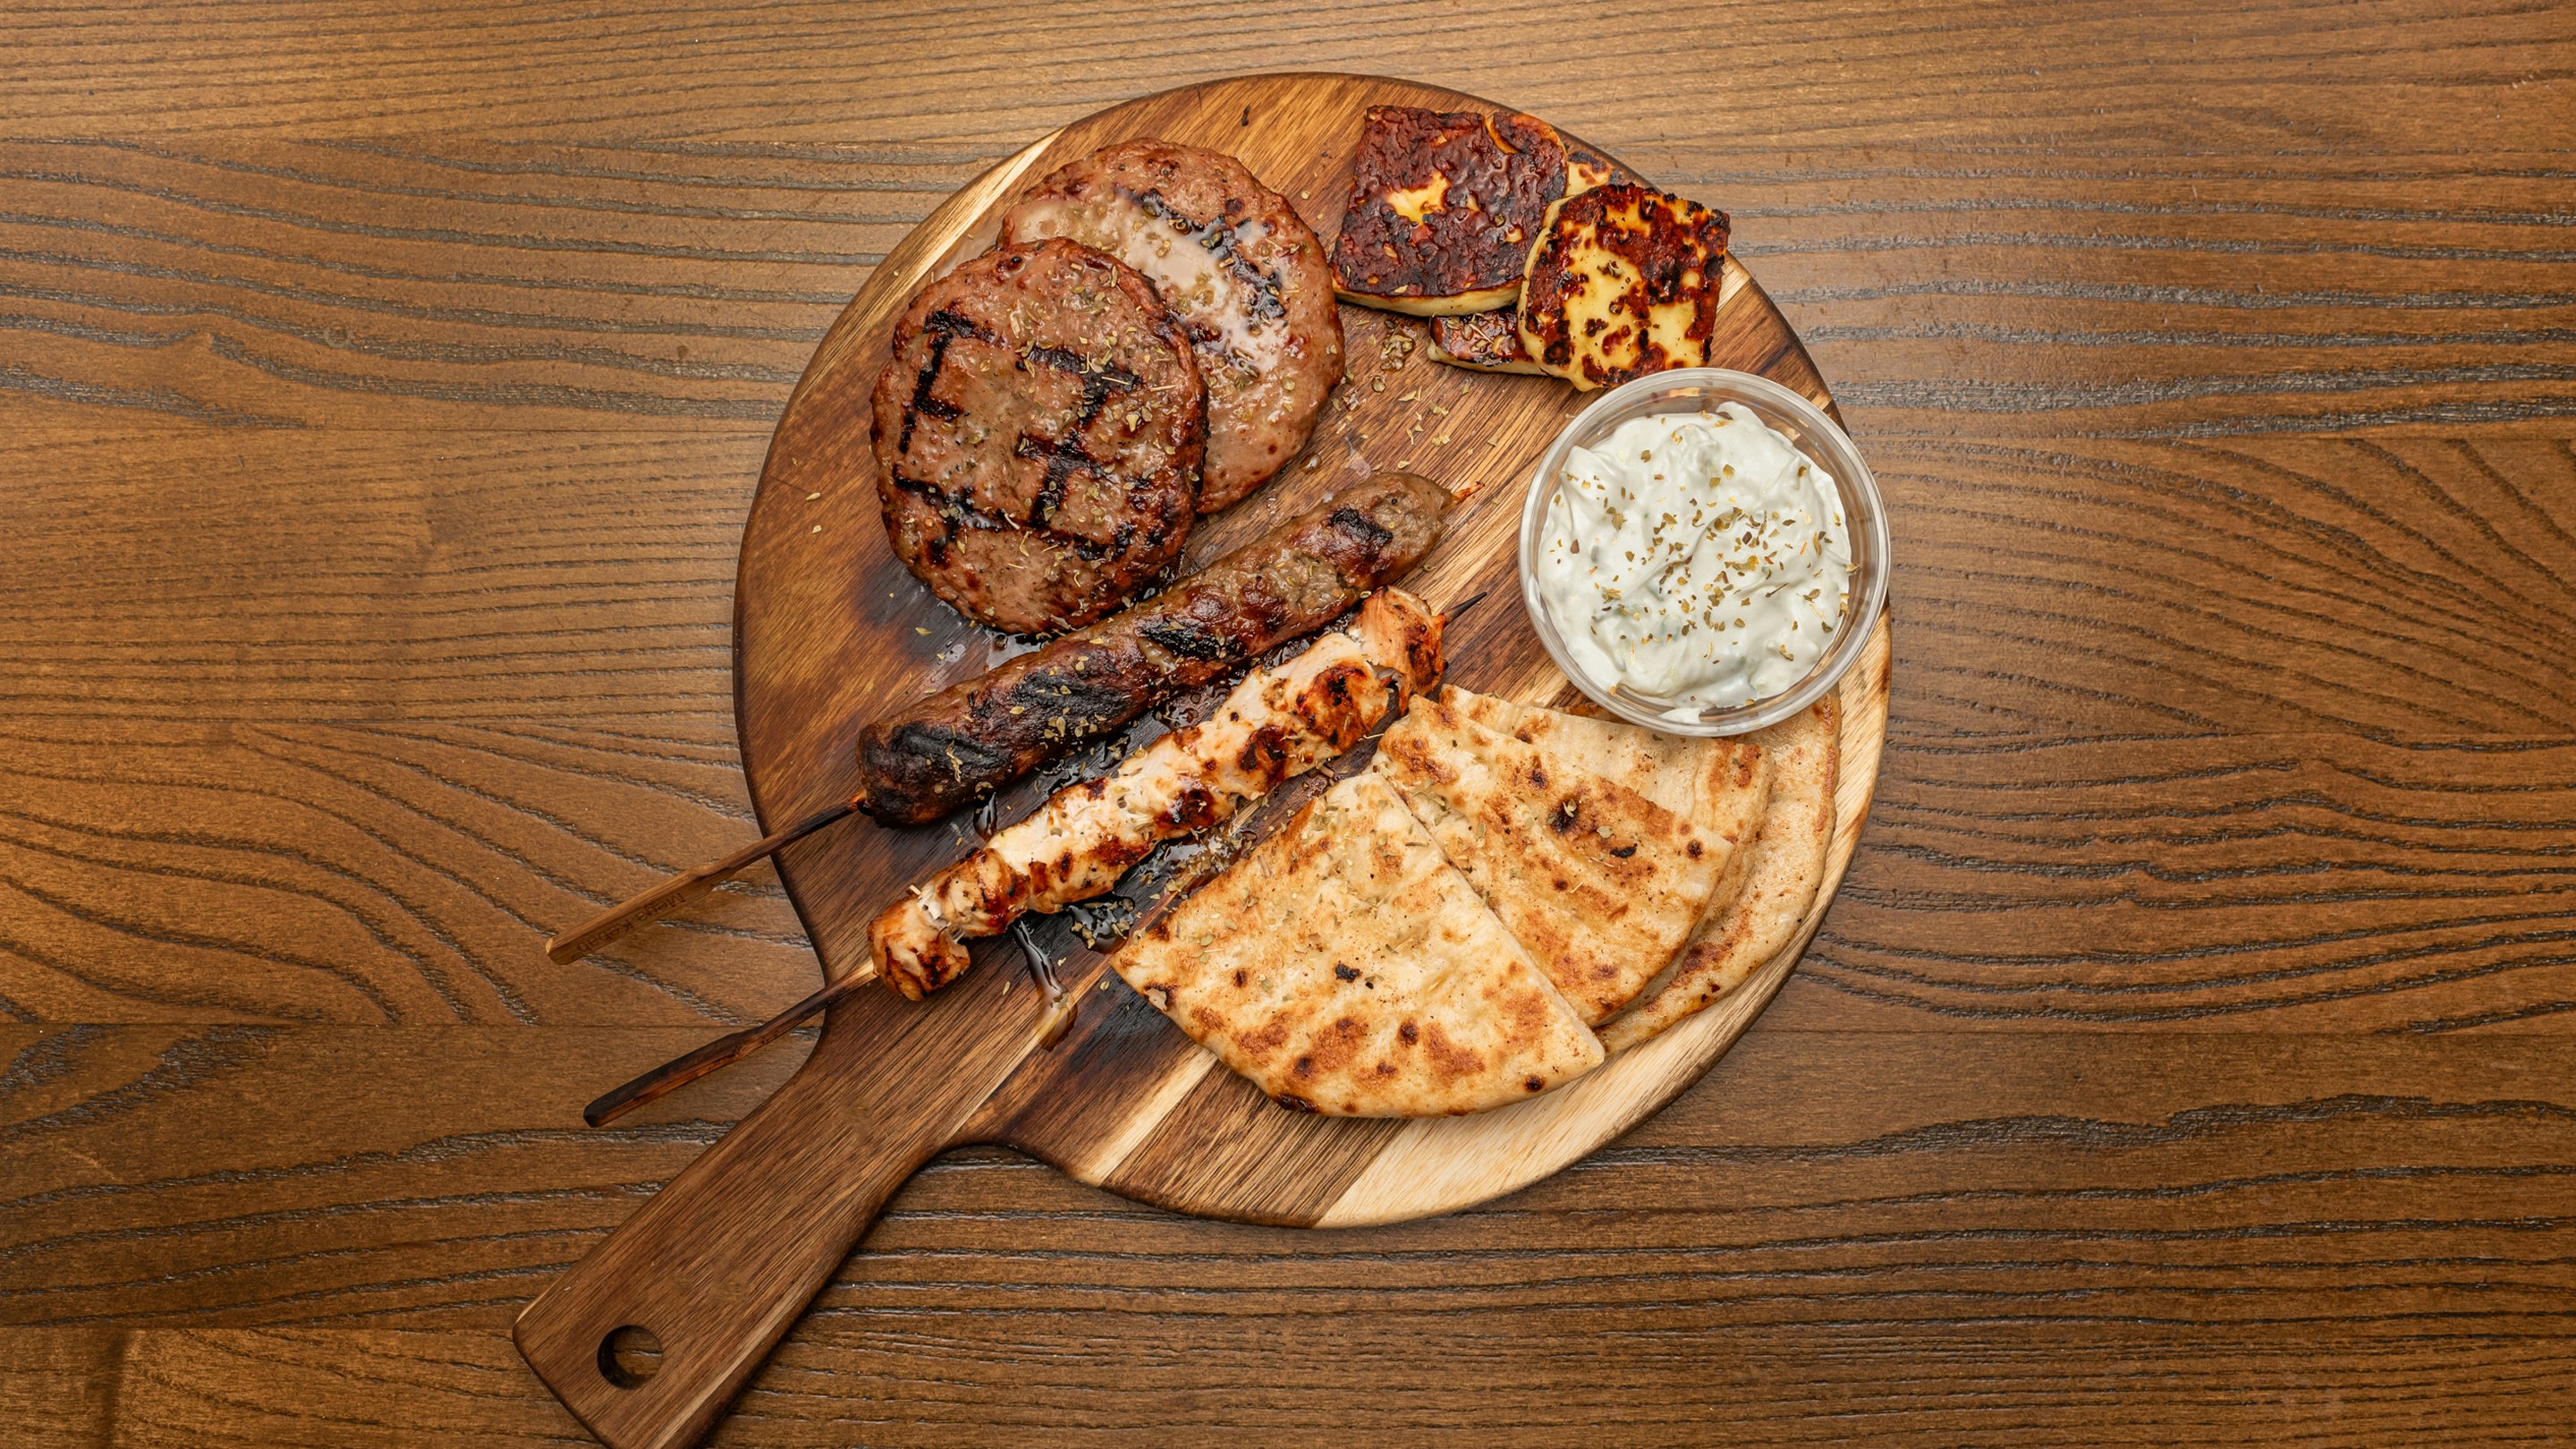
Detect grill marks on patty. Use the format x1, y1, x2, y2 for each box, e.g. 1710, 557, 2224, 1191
892, 312, 1148, 564
1011, 347, 1140, 533
872, 238, 1205, 634
894, 307, 988, 451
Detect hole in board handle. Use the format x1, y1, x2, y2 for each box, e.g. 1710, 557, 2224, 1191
598, 1324, 664, 1389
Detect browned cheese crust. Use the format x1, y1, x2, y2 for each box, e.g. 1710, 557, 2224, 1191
870, 238, 1206, 635
1424, 308, 1546, 374
1517, 182, 1733, 392
1330, 106, 1572, 316
1003, 140, 1343, 512
854, 470, 1452, 826
1418, 146, 1631, 377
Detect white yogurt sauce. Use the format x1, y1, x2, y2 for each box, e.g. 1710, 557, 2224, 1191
1537, 404, 1852, 717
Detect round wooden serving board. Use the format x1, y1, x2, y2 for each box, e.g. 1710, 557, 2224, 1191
518, 72, 1891, 1449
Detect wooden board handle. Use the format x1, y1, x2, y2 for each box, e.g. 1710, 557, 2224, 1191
514, 1046, 933, 1449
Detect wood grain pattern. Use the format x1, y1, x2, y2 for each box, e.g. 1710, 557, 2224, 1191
4, 1, 2574, 1444
6, 1027, 2573, 1441
89, 1326, 2576, 1446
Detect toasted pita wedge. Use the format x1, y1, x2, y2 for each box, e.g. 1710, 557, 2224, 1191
1370, 691, 1729, 1023
1599, 698, 1840, 1052
1441, 687, 1768, 854
1442, 687, 1772, 1004
1114, 773, 1602, 1117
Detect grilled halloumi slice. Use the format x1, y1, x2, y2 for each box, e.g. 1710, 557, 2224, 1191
1516, 183, 1732, 391
1331, 106, 1587, 317
1417, 154, 1630, 377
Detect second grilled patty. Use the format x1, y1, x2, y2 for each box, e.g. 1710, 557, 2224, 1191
1004, 140, 1343, 513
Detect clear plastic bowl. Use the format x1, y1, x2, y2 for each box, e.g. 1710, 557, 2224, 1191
1516, 369, 1891, 736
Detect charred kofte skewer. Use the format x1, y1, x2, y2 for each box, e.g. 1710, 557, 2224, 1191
585, 587, 1462, 1126
858, 469, 1450, 826
544, 471, 1452, 966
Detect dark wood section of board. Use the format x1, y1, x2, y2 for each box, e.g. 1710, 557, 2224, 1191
3, 4, 2573, 1446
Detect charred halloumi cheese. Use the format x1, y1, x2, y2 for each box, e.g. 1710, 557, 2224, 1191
1424, 308, 1546, 375
1565, 148, 1627, 196
1331, 106, 1580, 316
1517, 183, 1732, 391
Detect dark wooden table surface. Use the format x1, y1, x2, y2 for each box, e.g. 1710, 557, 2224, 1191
4, 3, 2573, 1444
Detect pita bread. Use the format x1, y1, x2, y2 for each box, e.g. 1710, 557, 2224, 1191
1443, 686, 1773, 1018
1599, 697, 1840, 1052
1113, 772, 1603, 1116
1369, 691, 1731, 1024
1443, 686, 1770, 884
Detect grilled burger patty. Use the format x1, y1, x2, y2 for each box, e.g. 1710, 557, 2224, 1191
870, 238, 1207, 635
856, 470, 1453, 826
1003, 140, 1343, 513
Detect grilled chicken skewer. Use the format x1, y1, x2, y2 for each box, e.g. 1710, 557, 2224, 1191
585, 587, 1457, 1126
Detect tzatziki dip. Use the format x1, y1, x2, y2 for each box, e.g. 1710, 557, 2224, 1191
1536, 404, 1852, 718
